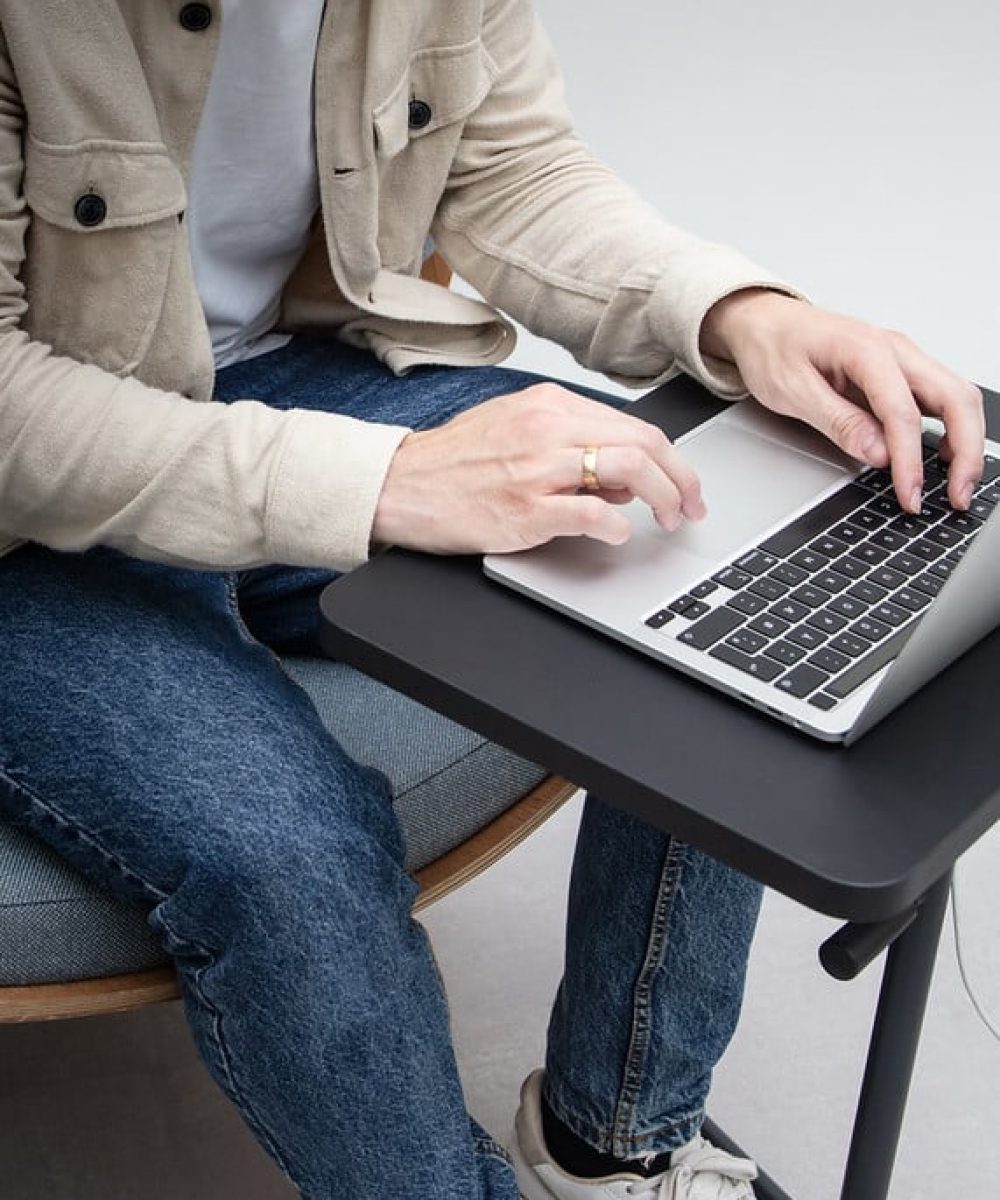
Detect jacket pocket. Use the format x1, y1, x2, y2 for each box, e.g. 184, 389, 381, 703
371, 40, 496, 272
372, 38, 495, 159
21, 137, 187, 375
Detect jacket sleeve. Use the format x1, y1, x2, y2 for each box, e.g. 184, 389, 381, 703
432, 0, 803, 397
0, 38, 408, 571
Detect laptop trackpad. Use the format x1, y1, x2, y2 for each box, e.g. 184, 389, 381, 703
485, 406, 851, 621
657, 413, 848, 560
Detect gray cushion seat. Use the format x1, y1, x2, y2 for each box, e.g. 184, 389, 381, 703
0, 657, 547, 988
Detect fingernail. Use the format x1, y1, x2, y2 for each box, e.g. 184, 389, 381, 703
910, 487, 922, 513
960, 481, 975, 509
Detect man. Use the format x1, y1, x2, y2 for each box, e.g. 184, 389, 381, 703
0, 2, 982, 1199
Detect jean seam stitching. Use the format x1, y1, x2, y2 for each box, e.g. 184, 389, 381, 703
611, 838, 688, 1157
155, 907, 313, 1196
0, 767, 170, 904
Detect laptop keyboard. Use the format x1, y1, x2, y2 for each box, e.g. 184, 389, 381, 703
644, 434, 1000, 710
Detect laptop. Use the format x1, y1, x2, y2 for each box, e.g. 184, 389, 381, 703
484, 383, 1000, 743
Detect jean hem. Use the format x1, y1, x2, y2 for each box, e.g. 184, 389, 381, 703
541, 1076, 704, 1157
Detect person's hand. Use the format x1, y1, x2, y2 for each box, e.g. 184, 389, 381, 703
371, 384, 706, 554
701, 289, 984, 514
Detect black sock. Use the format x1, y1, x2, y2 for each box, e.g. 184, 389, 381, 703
541, 1095, 672, 1180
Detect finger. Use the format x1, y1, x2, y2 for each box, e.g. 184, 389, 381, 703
553, 444, 684, 531
541, 394, 707, 519
537, 494, 633, 545
791, 366, 889, 466
842, 345, 926, 513
888, 335, 984, 509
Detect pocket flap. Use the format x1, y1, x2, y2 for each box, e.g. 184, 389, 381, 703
23, 137, 187, 231
373, 39, 495, 158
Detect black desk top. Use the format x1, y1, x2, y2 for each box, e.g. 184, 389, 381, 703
321, 378, 1000, 922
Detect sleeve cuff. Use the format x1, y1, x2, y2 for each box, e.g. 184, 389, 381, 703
647, 244, 808, 399
265, 409, 411, 571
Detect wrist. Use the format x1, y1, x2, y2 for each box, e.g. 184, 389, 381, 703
700, 288, 801, 362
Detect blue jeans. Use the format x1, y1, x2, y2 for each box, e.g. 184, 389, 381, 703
0, 339, 762, 1198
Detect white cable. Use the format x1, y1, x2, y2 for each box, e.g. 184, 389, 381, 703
950, 874, 1000, 1044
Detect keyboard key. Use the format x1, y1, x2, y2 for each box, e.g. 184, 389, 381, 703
758, 484, 871, 557
871, 602, 910, 628
748, 576, 789, 601
748, 614, 791, 639
684, 601, 710, 619
726, 629, 768, 655
892, 587, 931, 613
770, 598, 811, 624
981, 455, 1000, 483
829, 522, 865, 545
827, 594, 866, 620
708, 643, 784, 682
769, 563, 808, 587
830, 632, 868, 658
868, 566, 907, 591
826, 622, 921, 699
808, 647, 851, 674
677, 606, 746, 650
855, 467, 893, 491
809, 693, 839, 711
928, 557, 956, 580
867, 495, 901, 518
669, 595, 698, 615
907, 538, 944, 563
645, 609, 675, 630
847, 580, 888, 605
911, 572, 944, 598
918, 499, 948, 522
764, 640, 807, 666
847, 508, 887, 531
775, 664, 830, 698
981, 485, 1000, 505
869, 528, 908, 552
790, 584, 832, 609
713, 566, 753, 590
735, 549, 780, 576
969, 497, 994, 521
830, 555, 867, 581
813, 570, 851, 594
809, 534, 849, 559
727, 591, 769, 616
887, 514, 928, 538
848, 542, 890, 566
850, 616, 892, 642
942, 511, 983, 536
886, 552, 923, 576
789, 549, 828, 573
923, 525, 963, 548
689, 579, 719, 599
806, 609, 848, 635
787, 624, 826, 651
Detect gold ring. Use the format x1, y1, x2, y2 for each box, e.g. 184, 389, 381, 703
581, 445, 601, 491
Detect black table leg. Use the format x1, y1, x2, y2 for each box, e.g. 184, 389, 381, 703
838, 870, 952, 1200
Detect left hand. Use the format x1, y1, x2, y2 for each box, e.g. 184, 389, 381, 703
700, 289, 985, 514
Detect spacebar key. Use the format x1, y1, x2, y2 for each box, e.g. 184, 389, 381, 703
759, 484, 871, 557
825, 621, 920, 699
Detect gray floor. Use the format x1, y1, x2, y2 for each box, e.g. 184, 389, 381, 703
3, 2, 998, 1197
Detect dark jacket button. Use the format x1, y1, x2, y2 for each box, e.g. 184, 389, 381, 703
179, 3, 213, 32
74, 193, 107, 228
407, 99, 433, 130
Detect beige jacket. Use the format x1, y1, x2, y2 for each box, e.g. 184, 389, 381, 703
0, 0, 791, 571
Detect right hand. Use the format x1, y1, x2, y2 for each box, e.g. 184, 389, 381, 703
371, 383, 707, 554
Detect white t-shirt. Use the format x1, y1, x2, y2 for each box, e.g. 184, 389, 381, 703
188, 0, 326, 369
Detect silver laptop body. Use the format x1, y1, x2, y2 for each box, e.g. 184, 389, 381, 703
484, 401, 1000, 743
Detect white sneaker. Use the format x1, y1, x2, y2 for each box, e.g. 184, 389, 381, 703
511, 1071, 757, 1200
